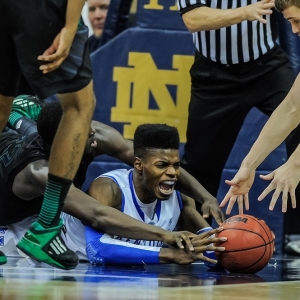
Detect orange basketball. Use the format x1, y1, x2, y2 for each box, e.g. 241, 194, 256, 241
215, 214, 275, 273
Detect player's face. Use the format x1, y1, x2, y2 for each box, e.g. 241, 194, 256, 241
88, 0, 110, 38
283, 5, 300, 36
137, 149, 180, 202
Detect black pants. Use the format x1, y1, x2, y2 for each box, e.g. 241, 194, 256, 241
181, 46, 300, 228
0, 0, 92, 99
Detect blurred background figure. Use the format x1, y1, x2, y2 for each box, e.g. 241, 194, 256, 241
86, 0, 110, 53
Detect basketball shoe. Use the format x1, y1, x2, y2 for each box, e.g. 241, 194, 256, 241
12, 95, 44, 121
16, 219, 78, 270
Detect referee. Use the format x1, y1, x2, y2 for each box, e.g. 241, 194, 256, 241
176, 1, 300, 222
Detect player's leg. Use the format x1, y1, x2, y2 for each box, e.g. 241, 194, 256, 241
0, 0, 23, 264
13, 0, 94, 269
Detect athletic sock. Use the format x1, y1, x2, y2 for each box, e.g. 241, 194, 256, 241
37, 173, 72, 228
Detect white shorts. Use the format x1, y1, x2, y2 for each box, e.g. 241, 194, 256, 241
1, 213, 87, 261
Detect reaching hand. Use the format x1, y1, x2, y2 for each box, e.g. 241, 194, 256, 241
38, 27, 77, 74
160, 227, 226, 265
258, 161, 299, 212
201, 197, 226, 225
243, 0, 275, 24
220, 168, 255, 214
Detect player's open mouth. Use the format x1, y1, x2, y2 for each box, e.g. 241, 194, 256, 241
159, 180, 176, 195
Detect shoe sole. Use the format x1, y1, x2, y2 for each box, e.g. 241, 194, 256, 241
16, 244, 78, 270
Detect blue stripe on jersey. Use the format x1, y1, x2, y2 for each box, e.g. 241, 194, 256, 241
129, 171, 145, 221
175, 191, 183, 211
128, 170, 163, 222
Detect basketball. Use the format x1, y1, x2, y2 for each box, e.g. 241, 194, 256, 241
214, 214, 275, 273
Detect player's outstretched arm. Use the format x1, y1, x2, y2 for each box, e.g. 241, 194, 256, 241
258, 145, 300, 212
38, 0, 86, 73
85, 228, 224, 265
176, 168, 225, 224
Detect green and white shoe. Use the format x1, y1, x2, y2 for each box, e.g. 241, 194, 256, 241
12, 95, 44, 121
16, 219, 78, 270
0, 251, 7, 265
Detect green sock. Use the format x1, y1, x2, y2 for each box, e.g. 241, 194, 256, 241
37, 174, 72, 228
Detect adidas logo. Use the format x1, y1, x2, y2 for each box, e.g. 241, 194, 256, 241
49, 237, 67, 255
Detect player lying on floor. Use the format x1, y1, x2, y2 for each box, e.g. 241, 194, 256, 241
0, 99, 225, 265
5, 96, 225, 224
84, 123, 226, 265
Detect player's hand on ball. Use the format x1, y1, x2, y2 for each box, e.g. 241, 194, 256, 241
162, 231, 197, 251
191, 228, 226, 252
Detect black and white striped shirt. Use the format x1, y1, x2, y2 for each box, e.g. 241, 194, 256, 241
177, 0, 277, 64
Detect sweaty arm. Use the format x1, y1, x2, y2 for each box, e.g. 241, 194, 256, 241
180, 0, 274, 32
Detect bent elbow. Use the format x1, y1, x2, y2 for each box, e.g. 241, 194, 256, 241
182, 14, 204, 33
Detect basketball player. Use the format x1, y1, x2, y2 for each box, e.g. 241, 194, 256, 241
3, 99, 225, 223
220, 0, 300, 215
84, 124, 226, 265
1, 119, 226, 265
0, 0, 96, 269
0, 102, 226, 263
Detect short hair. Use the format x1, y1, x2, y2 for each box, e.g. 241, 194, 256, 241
36, 102, 62, 147
133, 124, 180, 157
275, 0, 300, 11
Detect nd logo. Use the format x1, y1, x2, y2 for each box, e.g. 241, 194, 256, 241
111, 52, 193, 142
143, 0, 178, 11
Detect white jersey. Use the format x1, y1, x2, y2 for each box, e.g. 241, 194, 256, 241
1, 169, 183, 261
98, 169, 183, 247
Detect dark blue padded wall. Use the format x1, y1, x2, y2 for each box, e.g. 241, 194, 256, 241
85, 0, 300, 253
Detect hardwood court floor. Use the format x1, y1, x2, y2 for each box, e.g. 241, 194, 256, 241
1, 255, 300, 299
